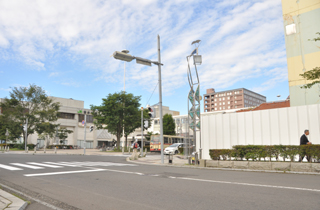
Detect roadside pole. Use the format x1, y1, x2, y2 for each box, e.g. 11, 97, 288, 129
25, 118, 28, 153
141, 107, 144, 157
84, 112, 87, 155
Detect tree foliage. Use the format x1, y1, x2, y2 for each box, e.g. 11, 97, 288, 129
57, 128, 73, 144
300, 32, 320, 89
0, 115, 21, 144
163, 113, 175, 135
91, 91, 149, 149
0, 84, 60, 146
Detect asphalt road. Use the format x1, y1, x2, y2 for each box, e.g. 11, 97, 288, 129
0, 153, 320, 210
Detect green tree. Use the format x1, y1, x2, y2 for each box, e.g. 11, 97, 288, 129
0, 84, 60, 147
57, 128, 73, 144
300, 32, 320, 88
163, 113, 175, 135
91, 91, 148, 150
36, 122, 59, 146
0, 114, 22, 144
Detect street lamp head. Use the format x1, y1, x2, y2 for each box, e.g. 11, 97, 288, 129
121, 50, 129, 54
113, 51, 135, 62
193, 55, 202, 65
135, 57, 152, 66
191, 40, 201, 45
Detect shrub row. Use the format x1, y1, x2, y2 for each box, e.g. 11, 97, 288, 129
47, 145, 74, 149
209, 145, 320, 162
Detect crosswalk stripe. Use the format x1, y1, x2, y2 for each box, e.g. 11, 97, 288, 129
43, 162, 79, 167
0, 164, 23, 171
10, 163, 44, 169
26, 162, 63, 168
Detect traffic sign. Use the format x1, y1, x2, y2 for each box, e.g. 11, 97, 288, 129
82, 120, 85, 125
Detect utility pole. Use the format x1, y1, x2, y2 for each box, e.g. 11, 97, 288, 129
83, 111, 87, 155
5, 128, 9, 147
141, 107, 144, 157
24, 118, 28, 153
158, 35, 164, 164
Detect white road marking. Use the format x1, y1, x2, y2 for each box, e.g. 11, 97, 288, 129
0, 164, 23, 171
43, 162, 79, 167
84, 168, 320, 193
10, 163, 43, 169
24, 168, 106, 177
177, 177, 320, 192
65, 161, 136, 167
27, 162, 64, 168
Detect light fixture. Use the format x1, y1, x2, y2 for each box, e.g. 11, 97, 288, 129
135, 57, 152, 66
113, 51, 135, 62
193, 55, 202, 65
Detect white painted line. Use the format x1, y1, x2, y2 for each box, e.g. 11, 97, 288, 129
0, 164, 23, 171
26, 162, 64, 168
43, 162, 79, 167
177, 177, 320, 192
0, 183, 63, 210
24, 168, 106, 177
10, 163, 44, 169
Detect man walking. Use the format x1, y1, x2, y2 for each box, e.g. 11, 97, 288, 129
300, 129, 311, 162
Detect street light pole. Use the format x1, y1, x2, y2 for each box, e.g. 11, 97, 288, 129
157, 35, 164, 164
141, 107, 144, 157
84, 111, 87, 155
112, 36, 164, 163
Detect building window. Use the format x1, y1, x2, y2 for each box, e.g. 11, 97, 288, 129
228, 106, 230, 109
235, 106, 237, 108
227, 97, 230, 100
228, 102, 230, 104
223, 102, 225, 105
223, 107, 225, 110
215, 103, 217, 106
219, 107, 222, 110
78, 114, 93, 123
59, 112, 75, 119
235, 101, 237, 103
223, 97, 225, 100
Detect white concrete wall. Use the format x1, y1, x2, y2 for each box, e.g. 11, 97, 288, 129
200, 104, 320, 159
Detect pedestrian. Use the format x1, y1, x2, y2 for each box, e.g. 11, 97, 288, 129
299, 129, 312, 162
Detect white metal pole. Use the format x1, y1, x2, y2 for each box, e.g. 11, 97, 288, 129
84, 113, 87, 155
157, 35, 164, 164
123, 62, 125, 148
141, 107, 144, 157
25, 118, 28, 153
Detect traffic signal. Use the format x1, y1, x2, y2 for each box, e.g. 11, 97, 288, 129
23, 124, 27, 132
144, 120, 148, 129
148, 107, 154, 118
89, 125, 94, 132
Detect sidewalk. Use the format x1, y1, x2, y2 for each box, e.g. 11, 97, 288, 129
0, 189, 27, 210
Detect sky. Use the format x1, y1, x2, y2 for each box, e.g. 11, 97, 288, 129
0, 0, 289, 115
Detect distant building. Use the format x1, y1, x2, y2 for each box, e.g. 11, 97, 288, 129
203, 88, 266, 112
281, 0, 320, 106
236, 99, 290, 113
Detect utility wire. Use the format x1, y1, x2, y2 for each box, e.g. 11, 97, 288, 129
145, 82, 159, 107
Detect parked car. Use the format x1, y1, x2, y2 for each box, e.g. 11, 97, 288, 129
164, 143, 184, 155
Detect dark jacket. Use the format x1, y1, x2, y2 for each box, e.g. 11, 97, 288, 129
300, 134, 309, 145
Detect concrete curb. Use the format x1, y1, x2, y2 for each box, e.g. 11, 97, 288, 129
126, 157, 320, 176
0, 189, 28, 210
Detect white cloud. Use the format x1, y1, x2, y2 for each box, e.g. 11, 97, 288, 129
0, 0, 287, 94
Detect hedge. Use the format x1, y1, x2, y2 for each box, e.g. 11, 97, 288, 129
209, 145, 320, 162
47, 145, 74, 149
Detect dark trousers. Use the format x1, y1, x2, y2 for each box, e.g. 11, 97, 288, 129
299, 153, 311, 162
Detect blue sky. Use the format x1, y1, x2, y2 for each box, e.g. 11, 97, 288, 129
0, 0, 289, 115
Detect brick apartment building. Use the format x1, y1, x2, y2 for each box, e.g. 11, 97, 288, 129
203, 88, 266, 112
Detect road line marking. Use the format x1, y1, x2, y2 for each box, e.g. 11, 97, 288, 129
177, 177, 320, 192
26, 162, 63, 168
0, 183, 63, 210
43, 162, 79, 167
10, 163, 44, 169
0, 164, 23, 171
24, 168, 106, 177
